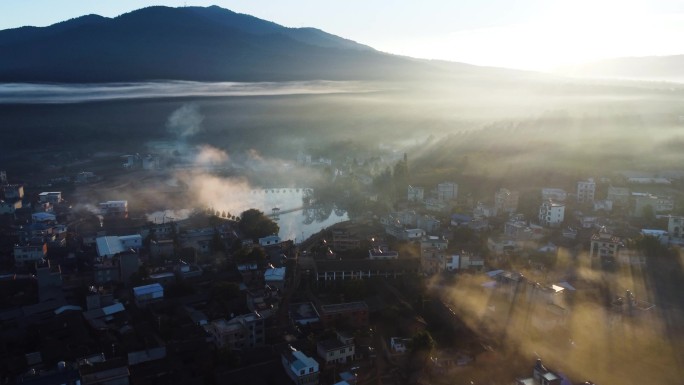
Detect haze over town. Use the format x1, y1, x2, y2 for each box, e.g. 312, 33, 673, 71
0, 3, 683, 385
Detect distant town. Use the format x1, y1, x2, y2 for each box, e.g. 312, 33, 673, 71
1, 147, 683, 385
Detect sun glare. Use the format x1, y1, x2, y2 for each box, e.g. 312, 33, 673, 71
376, 1, 682, 71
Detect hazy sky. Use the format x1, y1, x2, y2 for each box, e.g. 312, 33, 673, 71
2, 0, 683, 71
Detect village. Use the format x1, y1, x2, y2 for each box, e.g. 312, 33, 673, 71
0, 149, 683, 385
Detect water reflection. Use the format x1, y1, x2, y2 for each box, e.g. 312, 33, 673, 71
149, 188, 347, 243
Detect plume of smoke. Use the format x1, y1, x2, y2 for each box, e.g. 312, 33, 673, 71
194, 145, 230, 167
71, 203, 101, 215
166, 103, 203, 138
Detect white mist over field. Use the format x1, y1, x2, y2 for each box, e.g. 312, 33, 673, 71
0, 81, 374, 104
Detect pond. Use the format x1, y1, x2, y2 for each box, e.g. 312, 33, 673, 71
148, 188, 348, 243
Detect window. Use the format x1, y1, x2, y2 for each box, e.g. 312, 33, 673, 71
340, 348, 345, 353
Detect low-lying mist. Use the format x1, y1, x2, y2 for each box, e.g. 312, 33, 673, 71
0, 80, 373, 104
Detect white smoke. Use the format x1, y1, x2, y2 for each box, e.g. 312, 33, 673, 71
166, 103, 204, 138
194, 145, 230, 166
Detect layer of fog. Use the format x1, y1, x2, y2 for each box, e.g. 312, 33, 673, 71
0, 80, 374, 104
434, 250, 684, 384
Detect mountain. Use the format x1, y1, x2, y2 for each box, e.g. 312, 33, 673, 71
557, 55, 684, 82
0, 5, 460, 83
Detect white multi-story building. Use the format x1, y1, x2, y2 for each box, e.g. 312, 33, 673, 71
668, 216, 684, 240
436, 182, 458, 201
538, 201, 565, 227
38, 192, 62, 204
206, 312, 265, 350
407, 185, 424, 202
576, 178, 596, 203
282, 348, 319, 385
494, 188, 519, 214
99, 200, 128, 218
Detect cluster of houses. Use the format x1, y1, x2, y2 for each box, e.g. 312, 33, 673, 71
0, 171, 396, 385
1, 158, 679, 385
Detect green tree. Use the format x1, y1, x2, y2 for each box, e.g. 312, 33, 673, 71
238, 209, 279, 240
233, 246, 267, 267
641, 204, 655, 224
393, 158, 409, 199
410, 330, 435, 352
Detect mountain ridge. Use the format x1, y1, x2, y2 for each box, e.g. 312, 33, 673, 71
0, 5, 432, 83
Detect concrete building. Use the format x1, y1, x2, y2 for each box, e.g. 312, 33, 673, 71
607, 186, 630, 206
538, 201, 565, 227
368, 247, 399, 260
407, 185, 424, 202
320, 302, 369, 328
515, 359, 563, 385
504, 219, 544, 241
133, 283, 164, 307
13, 243, 47, 266
3, 184, 24, 200
96, 235, 142, 258
331, 229, 360, 252
436, 182, 458, 201
289, 302, 321, 327
281, 347, 319, 385
420, 236, 451, 274
668, 215, 684, 240
423, 197, 448, 212
264, 266, 287, 291
79, 359, 130, 385
317, 331, 355, 365
259, 235, 281, 247
416, 215, 441, 233
38, 192, 62, 204
315, 259, 421, 284
0, 199, 22, 214
32, 212, 56, 223
589, 227, 622, 261
576, 178, 596, 203
633, 193, 674, 216
541, 188, 567, 202
99, 200, 128, 218
205, 312, 265, 350
384, 224, 426, 241
390, 337, 410, 354
494, 188, 519, 215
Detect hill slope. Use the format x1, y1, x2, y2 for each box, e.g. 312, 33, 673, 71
0, 5, 450, 82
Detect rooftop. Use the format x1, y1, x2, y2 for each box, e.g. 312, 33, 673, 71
132, 283, 163, 296
316, 258, 420, 273
95, 236, 125, 258
318, 338, 348, 351
289, 302, 320, 322
320, 301, 368, 315
264, 267, 286, 281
